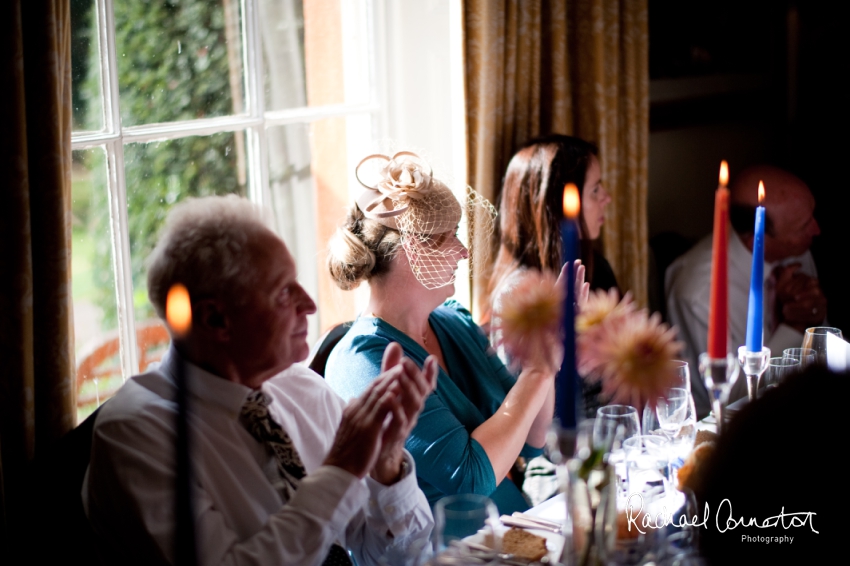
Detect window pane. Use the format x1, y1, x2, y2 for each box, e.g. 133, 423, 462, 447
114, 0, 245, 126
72, 147, 118, 422
71, 0, 104, 132
123, 131, 249, 326
260, 0, 371, 111
267, 114, 373, 342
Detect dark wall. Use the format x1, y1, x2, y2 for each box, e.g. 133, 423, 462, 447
788, 1, 849, 331
647, 0, 849, 330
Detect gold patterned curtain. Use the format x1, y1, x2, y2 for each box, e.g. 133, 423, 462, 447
0, 0, 75, 543
464, 0, 649, 315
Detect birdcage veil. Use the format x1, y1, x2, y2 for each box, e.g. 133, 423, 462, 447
354, 151, 496, 289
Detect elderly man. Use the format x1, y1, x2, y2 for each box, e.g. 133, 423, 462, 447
666, 165, 826, 418
83, 195, 438, 565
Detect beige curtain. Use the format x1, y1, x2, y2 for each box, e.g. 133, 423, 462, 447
464, 0, 649, 315
0, 0, 75, 544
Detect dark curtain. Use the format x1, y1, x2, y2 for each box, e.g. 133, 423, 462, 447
0, 0, 75, 547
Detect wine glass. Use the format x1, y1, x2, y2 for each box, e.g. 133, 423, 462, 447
640, 361, 691, 436
802, 326, 844, 366
670, 360, 691, 392
432, 494, 499, 553
763, 357, 800, 389
783, 347, 815, 368
596, 405, 640, 501
643, 393, 696, 477
623, 435, 671, 495
655, 389, 690, 440
595, 405, 641, 451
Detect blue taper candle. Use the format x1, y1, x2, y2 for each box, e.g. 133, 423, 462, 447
556, 184, 580, 429
745, 181, 766, 352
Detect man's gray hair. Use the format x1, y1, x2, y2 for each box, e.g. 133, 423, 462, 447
147, 195, 272, 320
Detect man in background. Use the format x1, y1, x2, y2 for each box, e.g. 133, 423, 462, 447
84, 195, 437, 565
665, 165, 826, 418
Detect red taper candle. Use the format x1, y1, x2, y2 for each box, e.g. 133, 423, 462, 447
708, 161, 729, 358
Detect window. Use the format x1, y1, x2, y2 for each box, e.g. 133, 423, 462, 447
71, 0, 467, 422
70, 0, 380, 419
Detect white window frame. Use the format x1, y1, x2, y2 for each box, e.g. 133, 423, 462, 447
71, 0, 384, 380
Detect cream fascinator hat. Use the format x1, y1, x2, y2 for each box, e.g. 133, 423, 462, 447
355, 151, 495, 289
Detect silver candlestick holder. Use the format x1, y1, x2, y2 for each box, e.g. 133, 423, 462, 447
699, 353, 740, 435
737, 346, 770, 402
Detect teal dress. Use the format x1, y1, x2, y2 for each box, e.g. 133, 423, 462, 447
325, 301, 542, 514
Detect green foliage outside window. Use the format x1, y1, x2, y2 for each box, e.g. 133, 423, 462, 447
75, 0, 245, 328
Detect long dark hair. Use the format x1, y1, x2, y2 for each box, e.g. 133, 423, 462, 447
486, 134, 598, 319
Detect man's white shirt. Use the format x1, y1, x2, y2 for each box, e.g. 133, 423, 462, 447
83, 348, 433, 565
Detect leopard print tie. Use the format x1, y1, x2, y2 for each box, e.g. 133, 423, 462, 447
240, 390, 352, 565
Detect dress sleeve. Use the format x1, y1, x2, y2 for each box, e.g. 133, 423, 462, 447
407, 391, 499, 498
324, 334, 391, 402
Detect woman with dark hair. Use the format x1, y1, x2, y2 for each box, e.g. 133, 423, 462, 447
488, 134, 616, 311
488, 134, 616, 417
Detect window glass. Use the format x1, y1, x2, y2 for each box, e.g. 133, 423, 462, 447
267, 113, 373, 338
71, 0, 104, 132
260, 0, 371, 111
114, 0, 245, 126
123, 131, 249, 325
72, 147, 117, 422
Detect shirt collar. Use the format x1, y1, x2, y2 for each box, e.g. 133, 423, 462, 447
158, 345, 253, 419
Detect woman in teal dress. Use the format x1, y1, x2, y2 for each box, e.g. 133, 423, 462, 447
325, 152, 560, 514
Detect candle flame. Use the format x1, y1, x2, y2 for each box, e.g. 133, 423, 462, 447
563, 183, 580, 219
166, 283, 192, 337
719, 161, 729, 187
758, 180, 765, 204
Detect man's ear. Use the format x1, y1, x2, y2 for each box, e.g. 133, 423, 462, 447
194, 299, 230, 341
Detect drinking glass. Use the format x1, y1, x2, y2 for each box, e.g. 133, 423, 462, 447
655, 389, 690, 440
596, 406, 641, 501
595, 405, 641, 450
763, 357, 800, 389
623, 435, 671, 496
432, 494, 499, 553
802, 327, 844, 366
783, 347, 815, 368
669, 360, 691, 392
644, 392, 697, 480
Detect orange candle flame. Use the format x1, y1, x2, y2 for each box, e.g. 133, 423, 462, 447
166, 283, 192, 337
758, 180, 765, 204
563, 183, 580, 219
719, 160, 729, 187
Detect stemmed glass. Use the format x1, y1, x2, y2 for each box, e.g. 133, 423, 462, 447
802, 327, 844, 366
763, 357, 800, 389
642, 362, 697, 463
595, 406, 640, 450
595, 405, 640, 501
698, 353, 740, 435
655, 389, 691, 440
783, 347, 815, 368
643, 391, 697, 480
